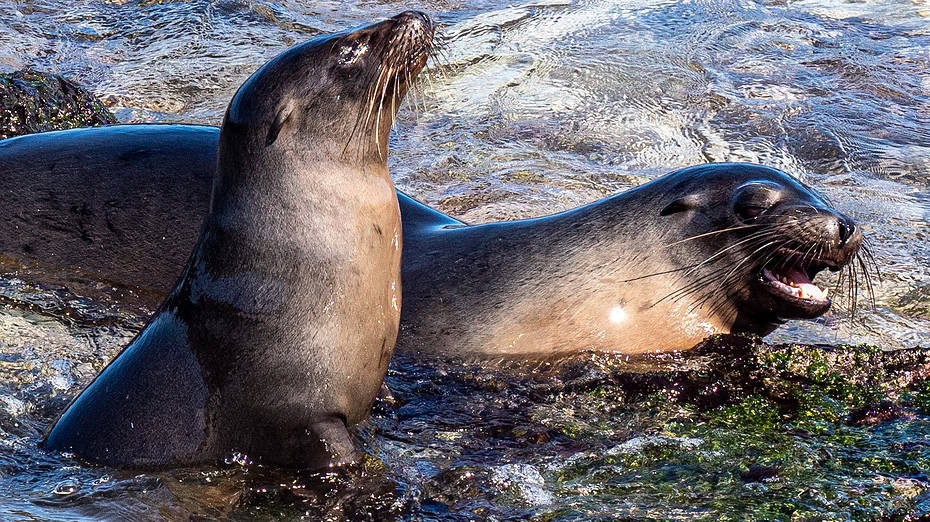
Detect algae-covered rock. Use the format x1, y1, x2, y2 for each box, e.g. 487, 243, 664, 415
384, 336, 930, 519
0, 69, 117, 140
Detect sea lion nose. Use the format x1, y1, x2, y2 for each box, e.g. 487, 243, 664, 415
394, 10, 432, 30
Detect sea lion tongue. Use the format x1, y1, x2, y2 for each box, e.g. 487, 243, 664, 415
763, 266, 828, 301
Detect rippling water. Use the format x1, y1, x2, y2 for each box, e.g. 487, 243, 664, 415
1, 0, 929, 519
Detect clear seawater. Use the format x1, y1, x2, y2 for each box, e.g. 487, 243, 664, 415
1, 0, 929, 519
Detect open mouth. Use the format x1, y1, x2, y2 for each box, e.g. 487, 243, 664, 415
759, 254, 838, 304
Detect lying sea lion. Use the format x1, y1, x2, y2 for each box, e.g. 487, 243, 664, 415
39, 10, 434, 468
399, 163, 866, 356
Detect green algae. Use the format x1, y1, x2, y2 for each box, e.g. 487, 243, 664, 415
915, 380, 930, 415
534, 336, 930, 519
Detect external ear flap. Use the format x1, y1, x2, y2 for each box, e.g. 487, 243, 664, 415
660, 194, 701, 216
266, 103, 294, 146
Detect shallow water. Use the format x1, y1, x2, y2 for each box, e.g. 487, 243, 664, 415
1, 0, 929, 519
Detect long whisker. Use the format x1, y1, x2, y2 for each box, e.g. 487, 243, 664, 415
857, 255, 876, 309
661, 223, 764, 248
655, 237, 784, 308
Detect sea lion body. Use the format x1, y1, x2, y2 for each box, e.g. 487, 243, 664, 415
2, 123, 864, 357
39, 11, 434, 468
399, 165, 863, 356
0, 124, 217, 308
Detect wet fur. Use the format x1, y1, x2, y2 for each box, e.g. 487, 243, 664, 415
39, 11, 434, 469
2, 137, 873, 359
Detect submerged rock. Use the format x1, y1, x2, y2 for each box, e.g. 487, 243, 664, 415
0, 70, 117, 140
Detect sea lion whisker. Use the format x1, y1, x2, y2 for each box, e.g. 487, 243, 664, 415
433, 47, 455, 81
832, 261, 847, 300
622, 231, 773, 285
655, 231, 787, 304
658, 239, 778, 307
365, 56, 387, 121
859, 240, 883, 280
428, 36, 456, 84
685, 230, 792, 282
685, 259, 761, 316
840, 261, 855, 318
675, 227, 785, 271
680, 229, 788, 278
422, 48, 440, 92
373, 63, 397, 160
364, 61, 390, 133
661, 223, 764, 248
853, 261, 863, 317
407, 41, 430, 115
857, 254, 877, 309
701, 281, 747, 320
345, 58, 387, 155
391, 67, 400, 127
619, 261, 710, 282
721, 239, 786, 285
849, 260, 859, 318
797, 239, 821, 272
645, 262, 732, 305
404, 61, 423, 119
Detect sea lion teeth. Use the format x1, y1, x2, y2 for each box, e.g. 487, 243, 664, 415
796, 282, 828, 301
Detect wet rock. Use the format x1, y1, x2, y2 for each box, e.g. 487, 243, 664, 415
490, 463, 553, 506
0, 69, 117, 140
419, 466, 488, 508
894, 283, 930, 321
740, 464, 779, 483
890, 488, 930, 522
576, 335, 930, 413
230, 457, 402, 521
846, 400, 913, 426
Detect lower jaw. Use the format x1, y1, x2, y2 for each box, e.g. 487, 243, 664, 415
763, 290, 832, 319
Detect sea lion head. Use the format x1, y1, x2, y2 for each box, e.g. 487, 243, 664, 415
655, 163, 867, 336
219, 10, 434, 171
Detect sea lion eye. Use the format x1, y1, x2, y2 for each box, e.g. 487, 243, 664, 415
737, 205, 766, 220
732, 181, 782, 221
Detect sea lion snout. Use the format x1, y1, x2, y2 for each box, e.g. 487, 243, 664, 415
817, 210, 863, 271
392, 10, 432, 31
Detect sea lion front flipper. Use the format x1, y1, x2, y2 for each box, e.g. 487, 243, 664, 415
311, 417, 358, 468
376, 382, 399, 408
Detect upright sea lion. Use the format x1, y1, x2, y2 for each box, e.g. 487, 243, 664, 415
40, 10, 434, 468
1, 122, 868, 356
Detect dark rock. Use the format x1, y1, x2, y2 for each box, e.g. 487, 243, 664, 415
846, 400, 913, 426
0, 69, 117, 140
740, 464, 780, 483
895, 490, 930, 521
